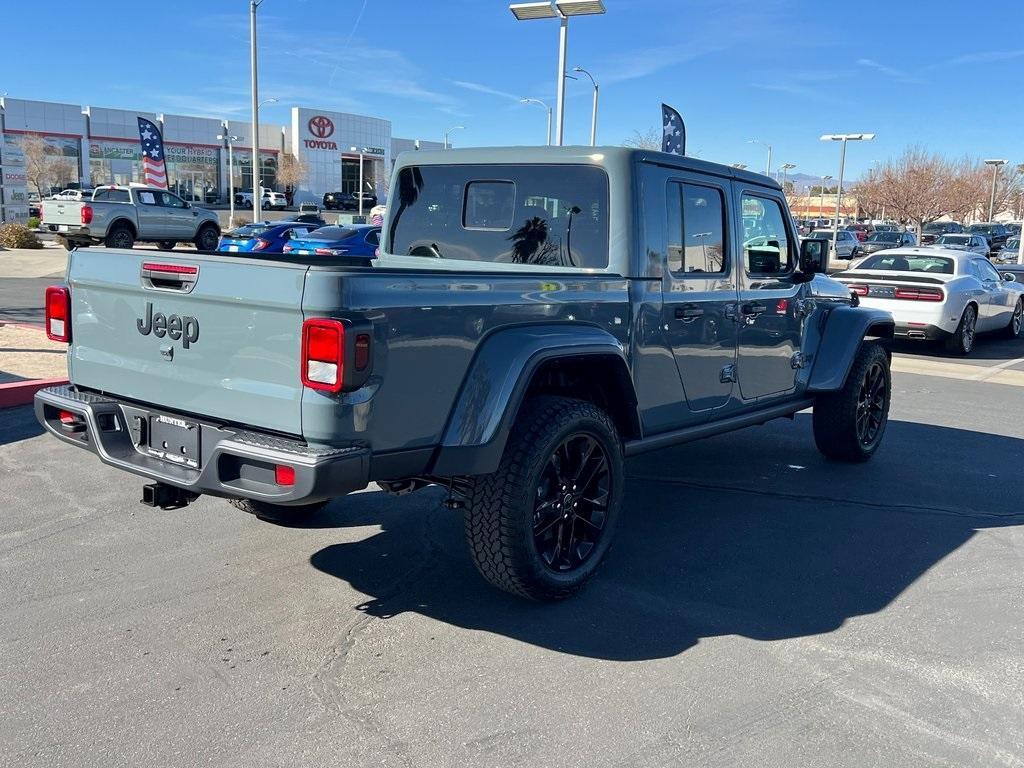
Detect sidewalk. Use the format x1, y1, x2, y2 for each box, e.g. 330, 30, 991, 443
0, 318, 68, 408
0, 246, 69, 279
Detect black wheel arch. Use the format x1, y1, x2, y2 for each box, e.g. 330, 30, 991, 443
806, 306, 894, 393
430, 324, 640, 477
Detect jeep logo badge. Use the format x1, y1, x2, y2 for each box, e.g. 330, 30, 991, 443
137, 302, 199, 349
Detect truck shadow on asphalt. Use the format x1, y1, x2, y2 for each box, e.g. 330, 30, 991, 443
889, 336, 1024, 361
308, 415, 1024, 661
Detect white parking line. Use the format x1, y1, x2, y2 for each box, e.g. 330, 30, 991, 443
891, 356, 1024, 387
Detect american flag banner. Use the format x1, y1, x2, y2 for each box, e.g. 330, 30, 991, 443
137, 117, 168, 188
661, 103, 686, 156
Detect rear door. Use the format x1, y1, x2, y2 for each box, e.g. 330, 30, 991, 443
67, 249, 308, 436
734, 189, 803, 401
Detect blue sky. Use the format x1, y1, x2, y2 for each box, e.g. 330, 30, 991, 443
1, 0, 1022, 179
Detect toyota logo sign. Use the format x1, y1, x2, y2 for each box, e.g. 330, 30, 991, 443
308, 115, 335, 139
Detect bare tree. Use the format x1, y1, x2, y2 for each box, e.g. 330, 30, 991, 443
21, 134, 52, 199
277, 153, 307, 206
854, 148, 953, 239
623, 127, 661, 150
48, 157, 77, 191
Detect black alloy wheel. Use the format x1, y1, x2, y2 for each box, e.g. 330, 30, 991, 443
531, 433, 612, 573
855, 360, 887, 449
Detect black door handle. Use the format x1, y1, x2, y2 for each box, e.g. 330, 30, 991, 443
675, 305, 704, 319
741, 303, 767, 315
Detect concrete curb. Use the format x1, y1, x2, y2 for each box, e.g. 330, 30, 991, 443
0, 378, 69, 409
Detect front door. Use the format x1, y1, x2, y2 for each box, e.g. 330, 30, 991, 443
157, 191, 195, 238
660, 174, 739, 412
735, 190, 804, 400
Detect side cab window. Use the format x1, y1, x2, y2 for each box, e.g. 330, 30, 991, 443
741, 194, 794, 276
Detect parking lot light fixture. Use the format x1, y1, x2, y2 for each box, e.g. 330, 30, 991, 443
520, 98, 553, 145
984, 159, 1007, 222
509, 0, 606, 146
731, 163, 747, 170
217, 132, 242, 229
821, 133, 875, 263
572, 66, 599, 146
780, 162, 796, 192
443, 126, 465, 150
748, 139, 772, 177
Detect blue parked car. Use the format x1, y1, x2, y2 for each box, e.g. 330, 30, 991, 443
217, 221, 320, 253
282, 224, 380, 257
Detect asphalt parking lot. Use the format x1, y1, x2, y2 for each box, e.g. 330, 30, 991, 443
1, 341, 1022, 767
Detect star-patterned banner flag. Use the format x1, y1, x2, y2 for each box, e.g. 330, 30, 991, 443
137, 117, 168, 189
661, 103, 686, 156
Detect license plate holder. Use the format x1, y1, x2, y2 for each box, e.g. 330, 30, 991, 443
148, 415, 201, 469
57, 224, 69, 232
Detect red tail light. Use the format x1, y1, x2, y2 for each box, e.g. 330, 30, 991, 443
275, 464, 295, 486
282, 244, 293, 253
301, 319, 345, 392
45, 285, 71, 342
81, 205, 93, 225
314, 247, 335, 256
848, 284, 869, 296
252, 238, 271, 251
894, 287, 943, 301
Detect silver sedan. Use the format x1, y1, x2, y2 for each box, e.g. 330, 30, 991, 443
928, 233, 990, 257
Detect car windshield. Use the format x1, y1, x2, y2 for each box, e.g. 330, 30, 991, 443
299, 226, 358, 242
1005, 237, 1020, 250
809, 230, 835, 238
227, 224, 272, 238
923, 222, 951, 232
937, 235, 971, 245
867, 232, 900, 242
857, 254, 954, 274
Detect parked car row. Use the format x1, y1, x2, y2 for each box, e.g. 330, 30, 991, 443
216, 220, 380, 258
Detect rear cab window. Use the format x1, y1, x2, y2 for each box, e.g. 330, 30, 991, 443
386, 164, 609, 269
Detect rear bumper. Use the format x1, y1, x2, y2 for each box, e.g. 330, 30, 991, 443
894, 323, 950, 341
34, 385, 370, 505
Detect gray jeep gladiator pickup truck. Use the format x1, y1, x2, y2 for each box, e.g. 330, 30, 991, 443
36, 147, 893, 600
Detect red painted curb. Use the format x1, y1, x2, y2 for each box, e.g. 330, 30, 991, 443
0, 378, 69, 409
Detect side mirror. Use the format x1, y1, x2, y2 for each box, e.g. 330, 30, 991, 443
799, 237, 829, 275
1004, 273, 1017, 282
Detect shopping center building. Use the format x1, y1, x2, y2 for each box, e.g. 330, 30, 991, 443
0, 97, 443, 222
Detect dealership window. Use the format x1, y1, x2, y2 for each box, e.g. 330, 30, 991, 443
237, 153, 278, 193
342, 157, 379, 195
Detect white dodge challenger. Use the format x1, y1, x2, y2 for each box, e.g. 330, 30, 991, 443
832, 247, 1024, 355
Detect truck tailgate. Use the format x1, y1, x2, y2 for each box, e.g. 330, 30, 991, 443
41, 200, 85, 227
67, 249, 307, 436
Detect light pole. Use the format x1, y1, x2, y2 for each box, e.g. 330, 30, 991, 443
443, 125, 465, 150
819, 175, 832, 221
572, 65, 599, 146
217, 133, 241, 228
749, 138, 772, 176
780, 162, 796, 191
984, 158, 1007, 222
250, 96, 277, 221
520, 98, 553, 145
509, 1, 606, 146
821, 133, 874, 262
250, 0, 264, 223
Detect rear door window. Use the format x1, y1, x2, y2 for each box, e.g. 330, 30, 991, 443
387, 164, 609, 268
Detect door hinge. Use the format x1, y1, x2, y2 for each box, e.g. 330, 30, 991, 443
720, 364, 737, 383
790, 352, 809, 369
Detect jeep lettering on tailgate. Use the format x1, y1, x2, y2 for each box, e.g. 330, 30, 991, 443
136, 302, 200, 348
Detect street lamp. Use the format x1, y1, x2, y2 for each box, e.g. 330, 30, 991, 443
249, 0, 267, 223
217, 133, 241, 228
572, 65, 599, 146
821, 133, 875, 262
520, 98, 553, 145
820, 175, 832, 221
443, 125, 465, 150
509, 0, 607, 146
780, 162, 796, 190
748, 138, 772, 176
984, 158, 1007, 222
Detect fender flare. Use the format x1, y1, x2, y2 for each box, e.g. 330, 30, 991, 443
107, 217, 138, 237
429, 324, 634, 476
807, 306, 894, 392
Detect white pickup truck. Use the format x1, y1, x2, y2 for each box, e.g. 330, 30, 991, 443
41, 185, 221, 251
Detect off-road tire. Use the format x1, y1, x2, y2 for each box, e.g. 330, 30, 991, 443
157, 240, 176, 251
194, 224, 220, 252
813, 341, 891, 463
462, 395, 624, 601
1002, 298, 1023, 339
104, 224, 135, 250
944, 304, 977, 355
229, 498, 328, 523
59, 237, 74, 251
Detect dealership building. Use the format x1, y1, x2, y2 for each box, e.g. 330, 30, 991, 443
0, 96, 443, 222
